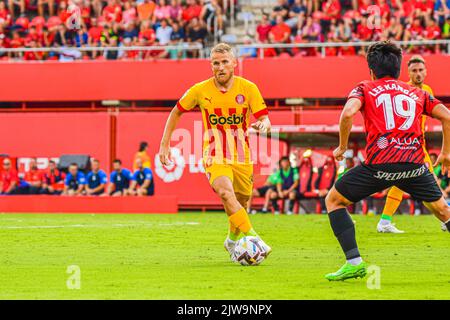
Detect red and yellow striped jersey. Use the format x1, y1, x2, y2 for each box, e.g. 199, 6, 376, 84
177, 76, 268, 164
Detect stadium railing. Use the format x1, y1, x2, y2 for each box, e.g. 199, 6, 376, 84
2, 40, 449, 60
0, 42, 205, 58
233, 40, 450, 58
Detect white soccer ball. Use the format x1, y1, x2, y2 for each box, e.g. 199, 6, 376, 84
232, 236, 267, 266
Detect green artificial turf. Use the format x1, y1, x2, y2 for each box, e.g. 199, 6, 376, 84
0, 212, 448, 299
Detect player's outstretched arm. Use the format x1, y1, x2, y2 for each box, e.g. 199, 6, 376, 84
431, 104, 450, 176
334, 98, 362, 161
159, 106, 184, 166
251, 115, 271, 133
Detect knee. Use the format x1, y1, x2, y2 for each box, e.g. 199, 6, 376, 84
431, 200, 450, 220
325, 189, 344, 212
217, 188, 234, 202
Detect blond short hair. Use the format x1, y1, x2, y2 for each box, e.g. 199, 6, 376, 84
210, 43, 235, 57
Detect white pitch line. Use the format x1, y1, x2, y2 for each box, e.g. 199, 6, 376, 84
0, 222, 200, 230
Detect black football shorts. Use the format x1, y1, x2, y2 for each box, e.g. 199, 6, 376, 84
335, 162, 442, 203
257, 185, 276, 196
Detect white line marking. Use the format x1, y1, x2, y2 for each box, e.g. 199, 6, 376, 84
0, 222, 200, 230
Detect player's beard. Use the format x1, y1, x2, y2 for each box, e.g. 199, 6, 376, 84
413, 76, 423, 86
215, 71, 233, 87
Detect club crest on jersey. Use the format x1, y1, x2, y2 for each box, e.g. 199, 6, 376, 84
235, 94, 245, 104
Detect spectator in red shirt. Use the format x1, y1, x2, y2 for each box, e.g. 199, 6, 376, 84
23, 158, 44, 194
139, 19, 156, 44
256, 14, 272, 43
25, 25, 44, 46
404, 16, 424, 41
41, 160, 65, 195
356, 15, 373, 41
0, 1, 11, 28
269, 15, 291, 56
181, 0, 202, 25
88, 17, 103, 46
103, 0, 123, 23
423, 18, 442, 53
413, 0, 434, 19
320, 0, 341, 34
10, 30, 24, 48
423, 18, 441, 39
0, 158, 19, 194
269, 15, 291, 44
322, 0, 341, 20
24, 40, 45, 60
376, 0, 391, 19
358, 0, 373, 16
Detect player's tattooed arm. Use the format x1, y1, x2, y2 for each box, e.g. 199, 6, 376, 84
431, 104, 450, 176
251, 115, 271, 133
159, 107, 184, 166
334, 98, 362, 161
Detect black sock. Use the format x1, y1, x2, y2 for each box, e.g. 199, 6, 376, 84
446, 219, 450, 233
272, 199, 280, 211
288, 200, 294, 211
328, 208, 360, 260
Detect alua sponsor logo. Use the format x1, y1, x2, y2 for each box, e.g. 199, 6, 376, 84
377, 136, 420, 150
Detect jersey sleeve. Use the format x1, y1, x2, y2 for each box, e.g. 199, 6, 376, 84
144, 169, 153, 181
177, 85, 198, 112
100, 171, 108, 184
131, 171, 138, 181
110, 171, 116, 183
423, 91, 442, 117
248, 83, 268, 119
273, 171, 282, 184
347, 83, 365, 106
64, 174, 71, 186
293, 168, 299, 181
78, 173, 87, 185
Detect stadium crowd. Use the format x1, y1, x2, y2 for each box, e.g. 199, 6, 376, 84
250, 0, 450, 57
0, 0, 222, 60
0, 142, 155, 196
0, 0, 449, 60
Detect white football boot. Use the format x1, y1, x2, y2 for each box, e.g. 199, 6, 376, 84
377, 222, 405, 234
441, 222, 448, 232
256, 238, 272, 258
224, 238, 237, 261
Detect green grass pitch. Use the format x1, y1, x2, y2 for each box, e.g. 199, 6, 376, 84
0, 212, 449, 299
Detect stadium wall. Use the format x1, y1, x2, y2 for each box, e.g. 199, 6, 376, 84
1, 55, 449, 101
0, 111, 290, 208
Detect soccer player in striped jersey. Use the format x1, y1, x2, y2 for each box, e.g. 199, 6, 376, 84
378, 55, 439, 233
325, 41, 450, 281
159, 43, 272, 262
